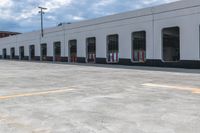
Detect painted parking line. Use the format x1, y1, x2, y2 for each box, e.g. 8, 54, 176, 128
192, 89, 200, 94
142, 83, 200, 94
0, 88, 75, 100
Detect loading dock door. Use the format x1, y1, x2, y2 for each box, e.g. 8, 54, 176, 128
41, 44, 47, 61
10, 48, 15, 59
69, 40, 77, 63
2, 49, 7, 59
29, 45, 35, 60
19, 46, 25, 60
132, 31, 146, 62
162, 27, 180, 62
107, 34, 119, 63
86, 37, 96, 63
54, 42, 61, 62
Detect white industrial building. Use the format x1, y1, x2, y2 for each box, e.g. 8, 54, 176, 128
0, 0, 200, 68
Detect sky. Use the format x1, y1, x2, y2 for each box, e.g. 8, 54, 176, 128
0, 0, 180, 33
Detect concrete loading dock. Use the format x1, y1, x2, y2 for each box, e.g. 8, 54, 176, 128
2, 48, 7, 59
162, 27, 180, 62
86, 37, 96, 63
0, 0, 200, 68
29, 45, 35, 60
19, 46, 25, 60
107, 34, 119, 63
40, 43, 47, 61
10, 47, 15, 59
53, 42, 61, 62
132, 31, 146, 62
69, 40, 77, 63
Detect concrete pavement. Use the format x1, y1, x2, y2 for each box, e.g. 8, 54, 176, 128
0, 60, 199, 133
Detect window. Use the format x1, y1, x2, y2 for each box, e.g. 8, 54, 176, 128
69, 40, 77, 63
132, 31, 146, 62
162, 27, 180, 62
107, 34, 119, 63
86, 37, 96, 63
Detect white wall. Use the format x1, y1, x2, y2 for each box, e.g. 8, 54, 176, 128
0, 0, 200, 61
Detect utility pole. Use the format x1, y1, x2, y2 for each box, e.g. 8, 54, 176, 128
38, 6, 47, 37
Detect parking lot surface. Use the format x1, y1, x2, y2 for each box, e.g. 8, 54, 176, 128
0, 61, 199, 133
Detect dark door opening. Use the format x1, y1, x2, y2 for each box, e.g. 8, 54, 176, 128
54, 42, 61, 62
41, 43, 47, 61
86, 37, 96, 63
10, 47, 15, 59
107, 34, 119, 63
132, 31, 146, 62
163, 27, 180, 62
69, 40, 77, 63
29, 45, 35, 60
19, 46, 25, 60
2, 49, 7, 59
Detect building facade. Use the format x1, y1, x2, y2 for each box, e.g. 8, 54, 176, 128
0, 0, 200, 68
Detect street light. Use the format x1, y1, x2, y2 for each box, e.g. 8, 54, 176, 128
38, 6, 47, 37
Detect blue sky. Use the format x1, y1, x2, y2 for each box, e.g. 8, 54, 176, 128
0, 0, 179, 33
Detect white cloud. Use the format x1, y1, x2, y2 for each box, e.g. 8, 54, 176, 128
42, 0, 72, 12
72, 16, 85, 21
0, 0, 73, 20
91, 0, 117, 15
46, 16, 56, 20
0, 0, 14, 20
0, 0, 182, 32
18, 0, 73, 20
94, 0, 116, 7
142, 0, 179, 5
0, 0, 13, 8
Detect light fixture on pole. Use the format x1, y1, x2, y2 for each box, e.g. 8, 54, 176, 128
38, 6, 47, 37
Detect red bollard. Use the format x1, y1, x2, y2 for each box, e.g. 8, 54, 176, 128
138, 51, 140, 61
112, 52, 114, 62
142, 50, 145, 61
